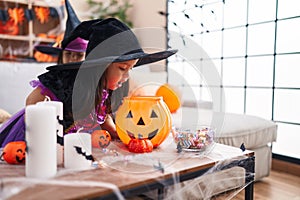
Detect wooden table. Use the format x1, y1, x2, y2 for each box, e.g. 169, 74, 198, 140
0, 139, 254, 200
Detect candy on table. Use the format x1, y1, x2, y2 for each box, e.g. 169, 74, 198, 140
172, 126, 215, 150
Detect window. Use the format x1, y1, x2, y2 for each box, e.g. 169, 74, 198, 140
167, 0, 300, 160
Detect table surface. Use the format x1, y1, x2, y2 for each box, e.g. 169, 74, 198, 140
0, 138, 254, 200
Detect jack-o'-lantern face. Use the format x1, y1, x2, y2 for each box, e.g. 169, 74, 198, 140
116, 96, 172, 148
91, 130, 111, 148
1, 141, 26, 164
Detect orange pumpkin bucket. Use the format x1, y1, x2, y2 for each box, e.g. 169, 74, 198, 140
116, 96, 172, 150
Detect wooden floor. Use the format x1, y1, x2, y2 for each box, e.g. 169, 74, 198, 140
215, 170, 300, 200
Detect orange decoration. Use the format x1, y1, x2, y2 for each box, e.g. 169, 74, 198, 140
34, 7, 50, 24
47, 34, 57, 39
116, 96, 172, 149
0, 20, 19, 35
156, 84, 181, 113
1, 141, 26, 164
3, 54, 17, 60
8, 8, 25, 25
91, 130, 111, 148
128, 138, 153, 153
37, 33, 58, 39
55, 33, 64, 43
37, 33, 48, 38
34, 51, 58, 62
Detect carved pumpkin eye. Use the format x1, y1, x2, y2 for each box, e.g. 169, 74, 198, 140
126, 110, 133, 118
150, 110, 158, 118
99, 135, 105, 140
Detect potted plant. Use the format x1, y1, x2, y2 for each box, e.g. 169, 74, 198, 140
86, 0, 133, 27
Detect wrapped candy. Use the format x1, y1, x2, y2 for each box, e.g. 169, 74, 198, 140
172, 126, 215, 151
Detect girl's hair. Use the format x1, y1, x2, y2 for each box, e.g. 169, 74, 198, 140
64, 64, 127, 128
57, 51, 64, 64
95, 70, 112, 115
110, 80, 129, 113
72, 67, 112, 121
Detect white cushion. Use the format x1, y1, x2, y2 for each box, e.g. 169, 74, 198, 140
216, 113, 277, 149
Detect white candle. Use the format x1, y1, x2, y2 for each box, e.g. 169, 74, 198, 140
25, 105, 57, 178
64, 133, 92, 170
37, 101, 64, 166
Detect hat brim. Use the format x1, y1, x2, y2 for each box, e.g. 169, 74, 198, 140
35, 44, 87, 56
46, 49, 177, 70
35, 45, 62, 56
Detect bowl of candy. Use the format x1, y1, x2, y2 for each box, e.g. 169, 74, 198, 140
172, 126, 215, 152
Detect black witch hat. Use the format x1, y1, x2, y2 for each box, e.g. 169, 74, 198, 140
46, 18, 177, 70
35, 0, 87, 55
64, 0, 80, 39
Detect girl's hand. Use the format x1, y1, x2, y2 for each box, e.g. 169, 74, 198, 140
100, 114, 119, 140
26, 87, 46, 105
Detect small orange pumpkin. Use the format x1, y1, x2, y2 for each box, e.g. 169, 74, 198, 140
1, 141, 26, 164
91, 130, 111, 148
128, 138, 153, 153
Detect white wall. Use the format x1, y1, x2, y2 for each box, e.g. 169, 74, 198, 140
0, 62, 48, 114
70, 0, 166, 28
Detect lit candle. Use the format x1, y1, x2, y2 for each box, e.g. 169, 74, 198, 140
25, 105, 57, 178
37, 101, 64, 166
64, 132, 92, 170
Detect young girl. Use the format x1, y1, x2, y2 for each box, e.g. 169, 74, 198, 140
0, 18, 177, 147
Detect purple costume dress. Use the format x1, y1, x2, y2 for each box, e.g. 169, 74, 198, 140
0, 80, 109, 148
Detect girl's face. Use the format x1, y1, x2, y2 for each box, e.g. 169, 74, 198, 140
106, 59, 138, 90
62, 50, 85, 63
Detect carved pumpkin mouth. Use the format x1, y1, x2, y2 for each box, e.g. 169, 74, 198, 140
16, 155, 25, 163
126, 129, 159, 140
98, 140, 110, 148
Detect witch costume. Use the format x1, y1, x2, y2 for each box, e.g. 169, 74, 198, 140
0, 18, 177, 148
